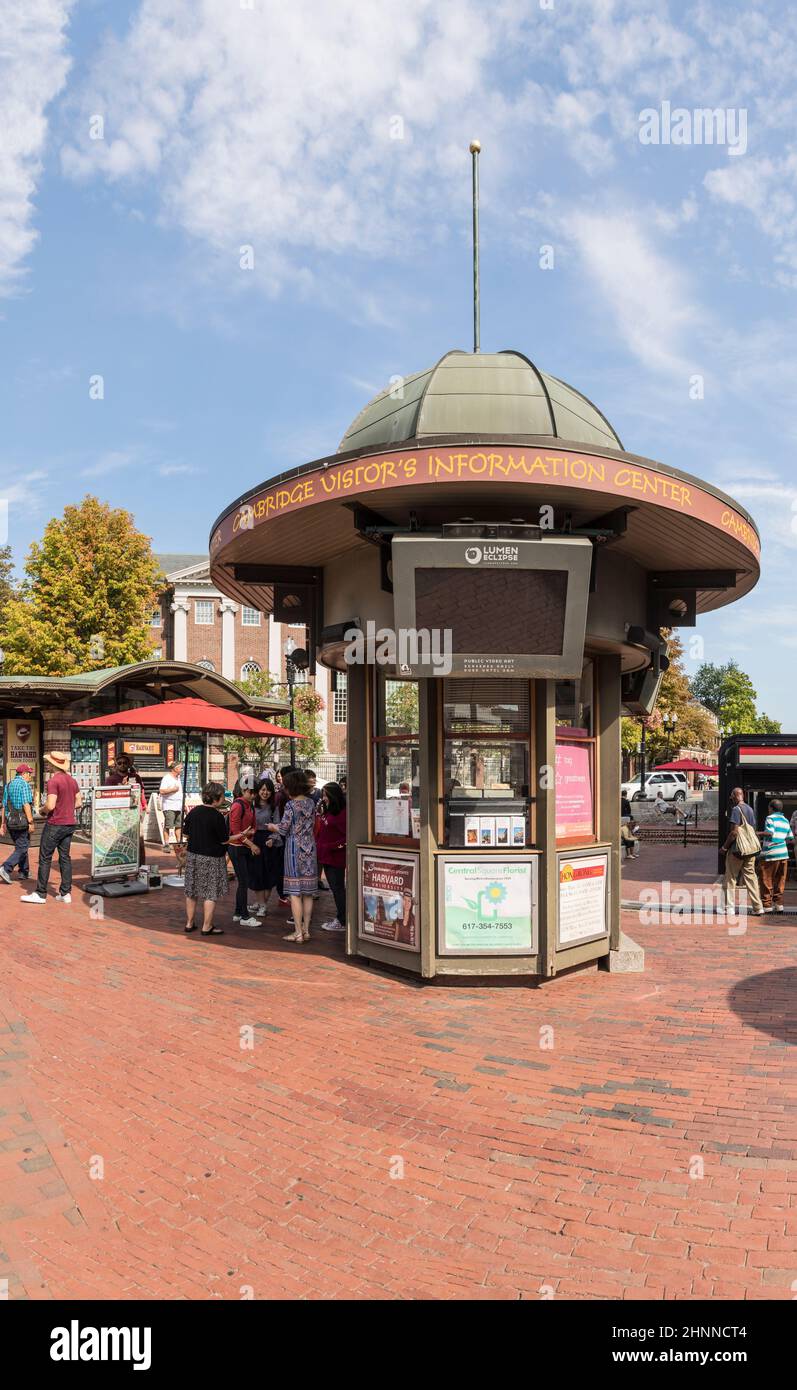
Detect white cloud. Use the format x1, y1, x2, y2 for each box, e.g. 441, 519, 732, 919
81, 449, 138, 478
563, 210, 702, 376
0, 1, 74, 295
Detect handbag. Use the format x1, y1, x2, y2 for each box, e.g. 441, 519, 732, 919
3, 793, 28, 832
734, 816, 761, 858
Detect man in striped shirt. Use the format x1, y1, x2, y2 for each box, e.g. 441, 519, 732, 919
757, 798, 793, 914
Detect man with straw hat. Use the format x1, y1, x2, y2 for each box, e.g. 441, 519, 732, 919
21, 750, 82, 905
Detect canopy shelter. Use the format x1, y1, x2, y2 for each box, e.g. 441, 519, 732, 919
0, 660, 290, 715
654, 758, 718, 773
73, 697, 304, 806
73, 696, 302, 739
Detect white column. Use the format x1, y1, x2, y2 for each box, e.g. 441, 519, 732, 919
220, 599, 238, 680
315, 661, 330, 762
268, 614, 282, 680
170, 598, 189, 661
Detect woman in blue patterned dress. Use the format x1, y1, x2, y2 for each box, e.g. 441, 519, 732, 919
267, 768, 318, 943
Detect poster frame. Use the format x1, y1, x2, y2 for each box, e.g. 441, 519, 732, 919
556, 845, 610, 949
357, 846, 420, 953
90, 784, 141, 880
436, 853, 539, 957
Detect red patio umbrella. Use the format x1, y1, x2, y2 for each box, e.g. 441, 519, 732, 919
654, 757, 718, 774
73, 697, 304, 807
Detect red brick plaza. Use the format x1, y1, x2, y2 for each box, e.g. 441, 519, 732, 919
1, 843, 795, 1301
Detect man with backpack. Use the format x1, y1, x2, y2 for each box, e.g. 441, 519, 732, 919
0, 764, 35, 883
722, 786, 763, 917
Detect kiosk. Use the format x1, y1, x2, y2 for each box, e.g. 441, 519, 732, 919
718, 735, 797, 870
209, 348, 760, 979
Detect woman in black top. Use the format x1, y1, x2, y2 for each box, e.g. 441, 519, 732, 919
181, 781, 235, 935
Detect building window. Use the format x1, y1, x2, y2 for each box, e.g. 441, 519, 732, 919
151, 647, 162, 659
196, 659, 215, 671
242, 606, 261, 626
241, 660, 261, 681
150, 609, 162, 627
195, 600, 214, 625
332, 670, 348, 724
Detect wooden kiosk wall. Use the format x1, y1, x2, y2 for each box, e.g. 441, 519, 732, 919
344, 656, 621, 982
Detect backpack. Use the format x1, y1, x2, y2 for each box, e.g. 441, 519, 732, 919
3, 791, 28, 832
734, 815, 761, 858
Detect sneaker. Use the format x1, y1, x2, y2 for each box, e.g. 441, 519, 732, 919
239, 916, 260, 927
278, 896, 290, 906
0, 867, 11, 884
21, 892, 47, 904
247, 904, 261, 915
321, 919, 345, 932
55, 892, 72, 904
255, 904, 267, 916
774, 904, 785, 913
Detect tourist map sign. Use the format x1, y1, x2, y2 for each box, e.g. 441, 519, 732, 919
437, 855, 538, 956
91, 785, 141, 879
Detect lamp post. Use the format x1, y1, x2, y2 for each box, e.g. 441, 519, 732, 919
638, 719, 648, 799
284, 637, 297, 770
662, 711, 678, 760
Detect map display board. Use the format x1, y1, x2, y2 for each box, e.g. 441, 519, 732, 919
91, 785, 141, 879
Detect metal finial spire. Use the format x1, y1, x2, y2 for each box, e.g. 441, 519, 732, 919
469, 140, 481, 353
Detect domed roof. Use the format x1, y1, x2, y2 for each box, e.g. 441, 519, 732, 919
338, 349, 623, 454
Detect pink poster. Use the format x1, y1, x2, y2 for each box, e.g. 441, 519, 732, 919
555, 740, 594, 839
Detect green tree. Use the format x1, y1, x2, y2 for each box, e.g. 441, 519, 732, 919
753, 711, 782, 734
0, 497, 162, 676
293, 684, 325, 763
385, 679, 419, 733
0, 544, 15, 611
690, 659, 768, 734
226, 669, 326, 768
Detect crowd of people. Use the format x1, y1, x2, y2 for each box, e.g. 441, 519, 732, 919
177, 766, 348, 941
0, 754, 348, 939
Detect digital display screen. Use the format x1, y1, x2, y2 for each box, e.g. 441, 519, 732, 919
414, 568, 568, 655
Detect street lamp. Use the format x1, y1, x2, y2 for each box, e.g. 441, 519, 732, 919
662, 711, 678, 759
637, 718, 648, 798
283, 636, 310, 769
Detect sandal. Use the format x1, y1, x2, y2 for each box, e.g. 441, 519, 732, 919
201, 926, 224, 935
184, 923, 197, 933
283, 931, 301, 941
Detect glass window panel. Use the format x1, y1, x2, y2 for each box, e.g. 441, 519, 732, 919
442, 678, 530, 735
374, 742, 420, 805
555, 658, 594, 735
444, 738, 529, 800
377, 677, 419, 735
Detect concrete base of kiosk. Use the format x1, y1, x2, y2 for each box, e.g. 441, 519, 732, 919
602, 931, 645, 974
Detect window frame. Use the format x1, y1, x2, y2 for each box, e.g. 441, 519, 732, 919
370, 670, 420, 847
194, 599, 215, 626
439, 677, 535, 849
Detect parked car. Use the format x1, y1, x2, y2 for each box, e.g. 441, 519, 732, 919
621, 770, 689, 802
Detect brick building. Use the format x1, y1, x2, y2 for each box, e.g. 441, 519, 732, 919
151, 556, 347, 780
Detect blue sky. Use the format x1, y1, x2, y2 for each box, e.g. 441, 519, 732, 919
1, 0, 796, 720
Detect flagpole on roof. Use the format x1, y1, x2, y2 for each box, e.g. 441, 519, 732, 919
470, 140, 481, 353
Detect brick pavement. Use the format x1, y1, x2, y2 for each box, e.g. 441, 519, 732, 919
0, 843, 795, 1301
